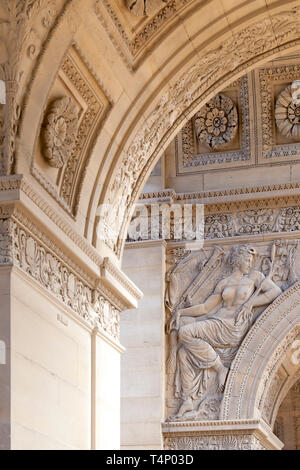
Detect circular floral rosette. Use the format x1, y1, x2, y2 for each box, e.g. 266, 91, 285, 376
194, 94, 238, 149
275, 84, 300, 140
126, 0, 167, 17
42, 96, 79, 168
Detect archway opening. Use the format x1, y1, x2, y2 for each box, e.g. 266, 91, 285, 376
274, 380, 300, 450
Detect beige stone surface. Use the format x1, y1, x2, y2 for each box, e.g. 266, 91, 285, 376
121, 243, 165, 449
2, 0, 300, 452
10, 270, 91, 450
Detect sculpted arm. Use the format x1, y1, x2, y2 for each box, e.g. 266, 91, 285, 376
178, 286, 223, 318
250, 273, 282, 307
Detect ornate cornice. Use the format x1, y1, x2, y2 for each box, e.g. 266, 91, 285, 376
162, 418, 282, 450
0, 206, 127, 342
0, 174, 103, 266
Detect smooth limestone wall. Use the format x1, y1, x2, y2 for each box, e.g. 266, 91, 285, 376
10, 269, 91, 450
0, 267, 122, 450
121, 242, 166, 450
0, 267, 11, 450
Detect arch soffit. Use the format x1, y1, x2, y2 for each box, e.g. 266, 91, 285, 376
88, 3, 300, 261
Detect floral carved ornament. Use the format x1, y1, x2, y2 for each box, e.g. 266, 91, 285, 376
41, 96, 79, 168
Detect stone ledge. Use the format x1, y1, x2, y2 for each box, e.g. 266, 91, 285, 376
162, 419, 283, 450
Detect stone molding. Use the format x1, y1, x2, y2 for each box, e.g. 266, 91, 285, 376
0, 206, 142, 346
95, 0, 197, 70
0, 0, 60, 176
0, 209, 122, 341
162, 419, 283, 450
221, 280, 300, 422
0, 174, 142, 310
129, 188, 300, 242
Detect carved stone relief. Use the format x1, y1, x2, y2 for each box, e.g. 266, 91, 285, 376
0, 209, 121, 342
33, 44, 111, 216
126, 0, 168, 17
257, 62, 300, 161
164, 241, 300, 422
41, 96, 79, 168
96, 0, 196, 70
128, 198, 300, 242
0, 0, 58, 176
164, 434, 266, 450
176, 77, 250, 171
105, 8, 300, 256
194, 94, 238, 149
275, 84, 300, 140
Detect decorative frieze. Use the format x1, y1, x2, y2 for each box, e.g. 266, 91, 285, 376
0, 206, 123, 342
164, 434, 265, 450
127, 199, 300, 242
33, 44, 111, 216
162, 419, 282, 450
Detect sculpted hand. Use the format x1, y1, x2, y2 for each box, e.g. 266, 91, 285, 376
167, 310, 181, 333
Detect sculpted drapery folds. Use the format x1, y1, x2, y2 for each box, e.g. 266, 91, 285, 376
166, 244, 283, 421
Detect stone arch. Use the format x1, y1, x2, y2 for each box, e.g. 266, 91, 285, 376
88, 5, 300, 261
15, 1, 300, 263
221, 281, 300, 426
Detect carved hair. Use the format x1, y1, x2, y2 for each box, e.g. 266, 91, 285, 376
229, 245, 257, 269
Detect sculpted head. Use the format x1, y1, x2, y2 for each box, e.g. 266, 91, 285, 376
229, 245, 257, 274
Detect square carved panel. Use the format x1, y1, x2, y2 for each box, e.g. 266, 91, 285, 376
95, 0, 201, 70
32, 44, 111, 217
175, 75, 255, 174
255, 59, 300, 164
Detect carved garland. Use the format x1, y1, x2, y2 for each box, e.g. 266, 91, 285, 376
164, 434, 265, 450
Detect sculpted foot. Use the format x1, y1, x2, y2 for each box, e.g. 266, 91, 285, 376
217, 366, 229, 392
170, 397, 193, 420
